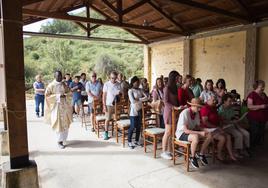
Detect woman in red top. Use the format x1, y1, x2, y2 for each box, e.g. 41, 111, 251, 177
247, 80, 268, 147
200, 95, 237, 161
177, 75, 194, 108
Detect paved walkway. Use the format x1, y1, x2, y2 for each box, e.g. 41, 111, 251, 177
3, 100, 268, 188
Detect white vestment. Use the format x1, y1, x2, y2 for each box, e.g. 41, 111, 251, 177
44, 80, 73, 142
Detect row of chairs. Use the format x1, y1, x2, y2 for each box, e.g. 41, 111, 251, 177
82, 98, 214, 172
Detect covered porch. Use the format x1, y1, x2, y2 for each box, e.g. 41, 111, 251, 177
0, 0, 268, 187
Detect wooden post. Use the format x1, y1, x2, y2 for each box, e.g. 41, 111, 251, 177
183, 39, 191, 76
244, 27, 257, 98
1, 0, 29, 168
86, 1, 90, 38
117, 0, 123, 24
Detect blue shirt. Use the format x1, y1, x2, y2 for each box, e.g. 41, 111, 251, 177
66, 79, 72, 88
69, 82, 83, 101
33, 81, 45, 95
86, 81, 102, 103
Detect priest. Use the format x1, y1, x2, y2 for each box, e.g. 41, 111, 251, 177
44, 71, 73, 149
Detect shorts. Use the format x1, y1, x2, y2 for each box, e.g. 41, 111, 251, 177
105, 105, 114, 121
179, 133, 189, 141
72, 99, 82, 106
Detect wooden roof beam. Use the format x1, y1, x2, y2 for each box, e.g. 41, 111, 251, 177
23, 0, 44, 6
231, 0, 251, 17
168, 0, 251, 23
23, 9, 184, 35
122, 0, 149, 15
102, 0, 119, 15
23, 31, 146, 44
148, 0, 188, 34
90, 4, 149, 43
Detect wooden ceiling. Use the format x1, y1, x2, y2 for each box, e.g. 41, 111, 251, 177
22, 0, 268, 44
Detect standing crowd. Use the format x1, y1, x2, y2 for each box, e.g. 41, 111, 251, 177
33, 70, 268, 168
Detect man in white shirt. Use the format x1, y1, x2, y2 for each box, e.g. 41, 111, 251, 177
176, 98, 212, 169
102, 71, 121, 140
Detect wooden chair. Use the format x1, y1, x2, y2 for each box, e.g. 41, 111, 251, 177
171, 108, 216, 172
142, 102, 165, 158
171, 107, 191, 172
81, 102, 90, 130
93, 99, 114, 138
114, 99, 130, 147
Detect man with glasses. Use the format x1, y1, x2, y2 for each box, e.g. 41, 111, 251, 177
102, 71, 121, 140
86, 72, 102, 131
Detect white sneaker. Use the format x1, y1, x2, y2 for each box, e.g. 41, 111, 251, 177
128, 142, 135, 149
161, 152, 172, 160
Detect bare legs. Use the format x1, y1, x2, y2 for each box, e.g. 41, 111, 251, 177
162, 124, 172, 153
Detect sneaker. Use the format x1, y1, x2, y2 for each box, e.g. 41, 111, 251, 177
128, 142, 135, 149
103, 132, 109, 140
134, 141, 143, 147
41, 113, 44, 117
196, 153, 208, 165
36, 114, 40, 118
189, 157, 199, 168
58, 142, 65, 149
161, 152, 172, 160
166, 151, 173, 157
91, 127, 95, 132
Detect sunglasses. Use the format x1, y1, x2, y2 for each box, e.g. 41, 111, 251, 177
92, 75, 96, 78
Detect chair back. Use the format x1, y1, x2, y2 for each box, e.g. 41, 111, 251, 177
142, 101, 158, 131
171, 107, 182, 140
114, 100, 129, 121
93, 99, 104, 117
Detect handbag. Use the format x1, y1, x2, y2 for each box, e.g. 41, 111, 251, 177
150, 89, 164, 114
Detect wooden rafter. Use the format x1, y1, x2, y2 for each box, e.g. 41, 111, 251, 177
122, 0, 148, 15
23, 0, 44, 6
23, 4, 86, 25
74, 22, 102, 32
91, 4, 149, 43
231, 0, 250, 17
75, 22, 88, 31
86, 1, 91, 37
117, 0, 123, 23
168, 0, 251, 23
23, 31, 146, 44
148, 0, 187, 34
22, 9, 183, 35
102, 0, 118, 15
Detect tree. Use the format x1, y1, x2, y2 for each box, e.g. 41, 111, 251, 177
40, 20, 79, 34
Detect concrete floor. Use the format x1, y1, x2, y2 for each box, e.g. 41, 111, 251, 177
2, 100, 268, 188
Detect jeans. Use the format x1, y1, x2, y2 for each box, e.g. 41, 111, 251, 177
128, 110, 142, 143
35, 94, 44, 115
249, 119, 266, 148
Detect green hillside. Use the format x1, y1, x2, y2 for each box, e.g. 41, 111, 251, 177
24, 9, 144, 86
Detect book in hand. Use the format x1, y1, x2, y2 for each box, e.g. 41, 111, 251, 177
223, 124, 234, 129
231, 112, 248, 124
204, 128, 218, 133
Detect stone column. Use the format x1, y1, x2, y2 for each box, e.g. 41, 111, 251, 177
244, 27, 257, 98
183, 39, 191, 76
143, 45, 152, 88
